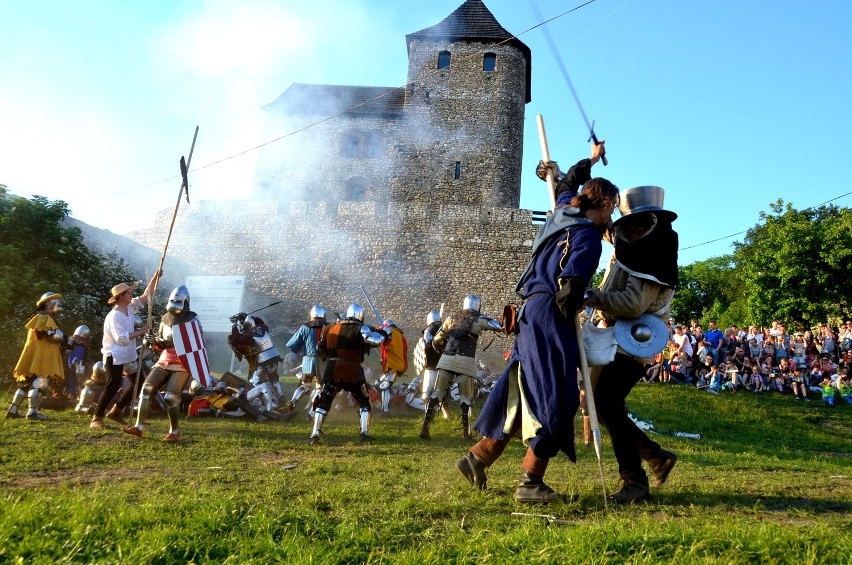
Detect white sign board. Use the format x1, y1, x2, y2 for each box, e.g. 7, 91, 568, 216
184, 276, 245, 333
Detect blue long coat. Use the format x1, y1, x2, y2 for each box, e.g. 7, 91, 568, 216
474, 167, 602, 462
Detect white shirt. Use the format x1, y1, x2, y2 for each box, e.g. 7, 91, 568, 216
102, 296, 145, 364
673, 332, 693, 357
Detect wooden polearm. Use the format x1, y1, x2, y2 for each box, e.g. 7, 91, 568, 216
132, 126, 199, 418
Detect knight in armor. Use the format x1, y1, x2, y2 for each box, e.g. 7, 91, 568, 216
286, 304, 327, 414
227, 312, 292, 420
584, 185, 680, 504
75, 361, 108, 414
64, 324, 91, 400
420, 295, 503, 442
413, 310, 449, 417
123, 284, 202, 442
90, 271, 159, 430
6, 292, 67, 420
309, 303, 389, 444
457, 143, 617, 503
377, 319, 408, 412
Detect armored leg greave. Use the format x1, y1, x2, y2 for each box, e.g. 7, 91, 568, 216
6, 388, 27, 417
381, 389, 391, 412
134, 388, 152, 429
309, 408, 327, 439
360, 407, 371, 434
27, 387, 45, 416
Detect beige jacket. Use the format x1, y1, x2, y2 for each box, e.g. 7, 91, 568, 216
587, 258, 674, 363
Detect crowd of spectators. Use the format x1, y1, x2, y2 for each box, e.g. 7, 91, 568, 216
646, 319, 852, 406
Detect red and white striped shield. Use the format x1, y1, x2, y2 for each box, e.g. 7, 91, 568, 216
172, 318, 211, 388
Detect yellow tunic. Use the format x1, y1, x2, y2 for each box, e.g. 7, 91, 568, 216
13, 314, 64, 383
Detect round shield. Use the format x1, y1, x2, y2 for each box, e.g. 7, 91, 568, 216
614, 314, 669, 358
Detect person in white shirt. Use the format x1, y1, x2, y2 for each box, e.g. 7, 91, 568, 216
90, 269, 161, 429
672, 325, 693, 358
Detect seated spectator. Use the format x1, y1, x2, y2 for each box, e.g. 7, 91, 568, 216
837, 371, 851, 405
668, 353, 694, 385
820, 375, 836, 406
767, 366, 784, 393
706, 363, 723, 394
819, 325, 836, 355
748, 337, 762, 359
790, 333, 807, 366
809, 363, 825, 392
788, 365, 811, 401
840, 321, 852, 353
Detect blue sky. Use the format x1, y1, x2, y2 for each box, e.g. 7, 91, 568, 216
1, 0, 850, 268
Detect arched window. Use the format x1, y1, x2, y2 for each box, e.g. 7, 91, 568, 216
344, 176, 368, 201
437, 50, 451, 70
483, 53, 496, 72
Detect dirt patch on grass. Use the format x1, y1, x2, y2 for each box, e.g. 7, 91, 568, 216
0, 467, 151, 489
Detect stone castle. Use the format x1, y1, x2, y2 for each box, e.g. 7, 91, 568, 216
127, 0, 541, 347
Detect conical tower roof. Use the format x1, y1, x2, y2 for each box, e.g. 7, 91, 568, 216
406, 0, 531, 102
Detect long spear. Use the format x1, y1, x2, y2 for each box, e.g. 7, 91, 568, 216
132, 126, 199, 417
537, 115, 607, 508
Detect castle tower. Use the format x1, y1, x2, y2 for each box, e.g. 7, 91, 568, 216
399, 0, 531, 209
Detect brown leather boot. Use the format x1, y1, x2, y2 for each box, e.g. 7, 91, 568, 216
515, 471, 569, 504
90, 416, 104, 430
455, 451, 487, 490
647, 449, 678, 487
106, 406, 127, 426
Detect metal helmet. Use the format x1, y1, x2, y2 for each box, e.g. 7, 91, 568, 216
240, 315, 257, 333
167, 285, 190, 315
37, 292, 63, 312
462, 294, 481, 314
132, 315, 144, 332
90, 361, 108, 385
426, 310, 441, 325
309, 304, 326, 321
346, 303, 365, 322
613, 185, 678, 226
72, 325, 91, 342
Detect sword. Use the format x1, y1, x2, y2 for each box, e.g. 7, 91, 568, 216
358, 285, 383, 326
229, 300, 283, 323
528, 0, 607, 165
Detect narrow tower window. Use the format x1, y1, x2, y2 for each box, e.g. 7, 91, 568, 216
454, 161, 461, 180
437, 50, 451, 70
483, 53, 496, 72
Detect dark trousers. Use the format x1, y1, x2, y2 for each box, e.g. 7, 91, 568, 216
94, 356, 124, 418
594, 353, 662, 482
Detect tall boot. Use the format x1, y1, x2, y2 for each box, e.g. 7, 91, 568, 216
460, 402, 473, 442
515, 471, 567, 503
420, 398, 439, 440
6, 388, 26, 418
359, 408, 372, 442
26, 388, 49, 420
610, 474, 650, 504
308, 408, 327, 445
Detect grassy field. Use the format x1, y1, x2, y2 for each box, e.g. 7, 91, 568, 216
1, 381, 850, 564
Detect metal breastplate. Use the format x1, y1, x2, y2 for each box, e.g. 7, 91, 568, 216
252, 331, 281, 365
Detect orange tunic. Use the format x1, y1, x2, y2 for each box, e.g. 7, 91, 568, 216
13, 314, 64, 383
380, 327, 408, 374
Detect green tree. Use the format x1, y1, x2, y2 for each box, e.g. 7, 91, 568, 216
0, 189, 137, 385
732, 199, 851, 330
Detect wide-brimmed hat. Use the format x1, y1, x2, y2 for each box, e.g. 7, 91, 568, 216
613, 185, 678, 226
36, 292, 62, 307
108, 282, 137, 304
